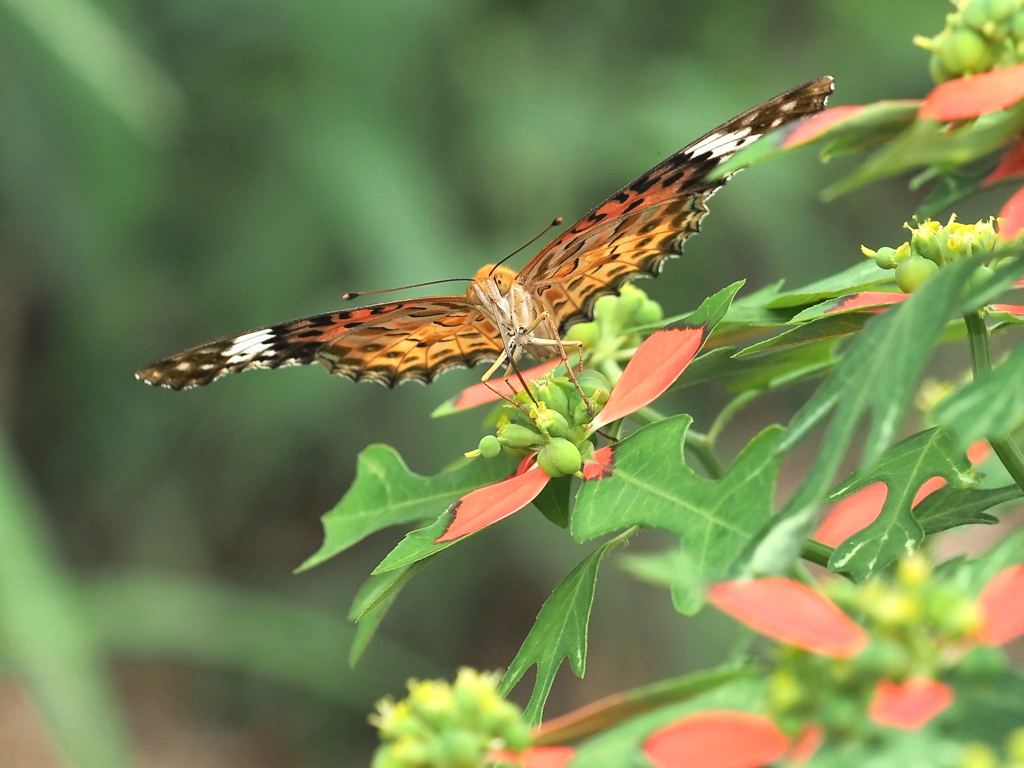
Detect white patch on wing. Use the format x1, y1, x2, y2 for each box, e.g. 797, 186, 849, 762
684, 128, 760, 160
222, 328, 276, 364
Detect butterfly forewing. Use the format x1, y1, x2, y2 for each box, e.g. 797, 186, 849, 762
518, 76, 834, 333
137, 76, 833, 390
136, 298, 505, 390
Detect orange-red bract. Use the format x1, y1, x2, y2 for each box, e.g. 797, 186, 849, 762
919, 61, 1024, 120
824, 291, 907, 314
814, 481, 888, 548
581, 445, 614, 481
436, 462, 550, 542
488, 747, 575, 768
984, 138, 1024, 186
999, 185, 1024, 240
589, 327, 705, 431
709, 579, 868, 658
643, 711, 789, 768
444, 360, 563, 412
867, 677, 954, 729
977, 565, 1024, 646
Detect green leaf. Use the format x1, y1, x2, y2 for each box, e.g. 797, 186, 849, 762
778, 257, 976, 512
934, 338, 1024, 449
619, 548, 704, 616
532, 474, 572, 528
946, 527, 1024, 595
823, 102, 1024, 200
372, 515, 455, 573
827, 427, 977, 580
915, 166, 992, 219
500, 530, 633, 724
572, 416, 782, 610
958, 251, 1024, 313
760, 260, 895, 309
914, 485, 1019, 534
945, 667, 1024, 744
734, 313, 874, 357
347, 561, 429, 665
298, 446, 515, 572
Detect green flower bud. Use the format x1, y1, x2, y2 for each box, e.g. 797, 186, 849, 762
911, 228, 946, 264
896, 255, 939, 292
564, 321, 599, 349
967, 264, 996, 291
501, 720, 533, 751
929, 53, 956, 83
1013, 10, 1024, 38
478, 434, 502, 459
960, 743, 999, 768
635, 298, 665, 326
575, 370, 612, 401
941, 28, 994, 74
614, 285, 645, 324
534, 379, 570, 414
593, 294, 619, 323
871, 245, 899, 269
537, 438, 582, 477
497, 423, 545, 449
432, 729, 484, 768
534, 405, 571, 438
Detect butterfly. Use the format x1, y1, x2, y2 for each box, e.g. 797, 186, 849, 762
137, 76, 833, 391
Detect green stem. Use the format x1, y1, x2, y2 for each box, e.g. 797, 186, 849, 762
708, 390, 761, 444
801, 539, 833, 569
963, 311, 1024, 492
685, 429, 726, 480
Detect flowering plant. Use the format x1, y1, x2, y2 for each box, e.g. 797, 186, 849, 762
291, 2, 1024, 766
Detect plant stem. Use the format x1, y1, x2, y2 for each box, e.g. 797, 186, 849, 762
685, 429, 726, 480
801, 539, 833, 569
963, 311, 1024, 492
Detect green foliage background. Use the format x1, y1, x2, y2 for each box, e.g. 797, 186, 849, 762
0, 0, 958, 765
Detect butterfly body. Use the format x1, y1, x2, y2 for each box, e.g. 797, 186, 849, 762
137, 76, 834, 391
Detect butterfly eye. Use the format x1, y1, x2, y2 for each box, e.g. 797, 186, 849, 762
493, 272, 512, 295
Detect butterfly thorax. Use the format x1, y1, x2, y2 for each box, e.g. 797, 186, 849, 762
467, 264, 550, 363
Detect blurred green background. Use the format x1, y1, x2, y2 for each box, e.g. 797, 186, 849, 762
0, 0, 948, 765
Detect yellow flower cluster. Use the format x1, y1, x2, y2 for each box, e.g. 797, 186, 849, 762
370, 668, 530, 768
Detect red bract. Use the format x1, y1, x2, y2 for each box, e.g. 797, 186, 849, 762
783, 105, 866, 147
488, 747, 575, 768
709, 579, 869, 658
824, 292, 907, 315
983, 138, 1024, 186
581, 445, 614, 481
977, 565, 1024, 645
919, 61, 1024, 120
998, 185, 1024, 240
867, 677, 954, 730
643, 711, 789, 768
436, 461, 550, 542
589, 326, 706, 431
814, 481, 888, 548
435, 360, 563, 414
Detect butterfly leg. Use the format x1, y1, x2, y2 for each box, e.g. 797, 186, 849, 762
521, 313, 595, 418
480, 349, 535, 415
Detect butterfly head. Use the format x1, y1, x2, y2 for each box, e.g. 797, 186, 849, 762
471, 264, 518, 296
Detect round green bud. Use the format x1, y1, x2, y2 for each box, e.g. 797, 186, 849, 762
535, 407, 571, 438
941, 28, 994, 74
929, 53, 955, 84
967, 264, 996, 291
614, 286, 645, 324
497, 423, 545, 449
575, 370, 612, 400
635, 298, 665, 326
534, 379, 570, 414
965, 0, 996, 29
873, 246, 899, 270
478, 434, 502, 459
1013, 9, 1024, 37
501, 720, 532, 751
960, 744, 999, 768
593, 294, 619, 323
896, 255, 939, 292
536, 438, 582, 477
988, 0, 1020, 23
564, 321, 599, 349
433, 729, 484, 768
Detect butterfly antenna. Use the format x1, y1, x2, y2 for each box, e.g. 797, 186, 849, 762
342, 277, 472, 302
489, 217, 564, 276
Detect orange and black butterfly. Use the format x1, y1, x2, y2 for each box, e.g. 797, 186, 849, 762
137, 76, 833, 391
